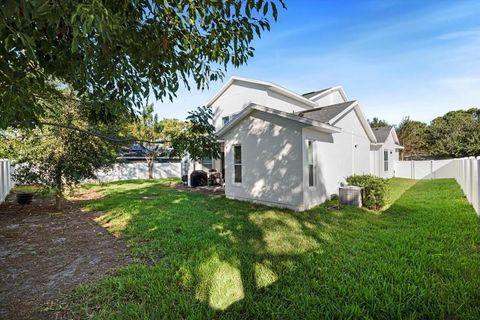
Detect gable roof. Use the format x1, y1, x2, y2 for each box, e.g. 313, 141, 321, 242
302, 88, 331, 99
303, 86, 348, 102
297, 101, 355, 123
207, 76, 317, 108
296, 101, 377, 142
372, 126, 400, 144
216, 103, 341, 138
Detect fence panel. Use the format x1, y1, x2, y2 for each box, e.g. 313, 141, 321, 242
94, 162, 181, 182
394, 157, 479, 215
0, 160, 14, 203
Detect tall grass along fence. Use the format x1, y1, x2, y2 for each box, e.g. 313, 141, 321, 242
394, 157, 480, 215
0, 159, 14, 203
93, 162, 181, 182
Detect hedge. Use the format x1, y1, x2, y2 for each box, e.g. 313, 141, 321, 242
346, 175, 389, 209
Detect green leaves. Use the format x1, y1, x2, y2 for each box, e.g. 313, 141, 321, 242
7, 91, 119, 201
397, 117, 428, 160
346, 175, 389, 210
398, 109, 480, 160
428, 108, 480, 158
0, 0, 285, 130
170, 106, 220, 162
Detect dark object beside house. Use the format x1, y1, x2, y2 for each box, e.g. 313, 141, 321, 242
208, 169, 222, 186
17, 192, 33, 205
181, 175, 188, 186
190, 170, 208, 187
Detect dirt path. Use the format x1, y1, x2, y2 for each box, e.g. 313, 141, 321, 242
0, 194, 131, 319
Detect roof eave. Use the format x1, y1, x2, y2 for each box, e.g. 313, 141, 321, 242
267, 85, 318, 107
207, 76, 318, 108
308, 85, 349, 102
216, 104, 340, 138
328, 101, 378, 143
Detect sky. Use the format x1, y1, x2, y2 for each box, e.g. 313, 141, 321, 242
153, 0, 480, 125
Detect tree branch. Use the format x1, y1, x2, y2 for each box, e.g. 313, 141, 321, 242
39, 122, 168, 144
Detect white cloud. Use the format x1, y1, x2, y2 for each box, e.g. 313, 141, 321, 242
436, 28, 480, 40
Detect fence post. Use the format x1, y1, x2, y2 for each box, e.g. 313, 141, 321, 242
457, 159, 461, 185
430, 160, 434, 179
471, 157, 476, 202
6, 160, 11, 192
467, 158, 472, 201
412, 160, 415, 179
471, 157, 478, 214
476, 157, 480, 215
0, 161, 4, 202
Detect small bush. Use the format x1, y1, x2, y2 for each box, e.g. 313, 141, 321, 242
346, 175, 389, 209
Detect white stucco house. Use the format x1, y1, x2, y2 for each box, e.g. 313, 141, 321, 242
370, 126, 403, 178
186, 76, 402, 211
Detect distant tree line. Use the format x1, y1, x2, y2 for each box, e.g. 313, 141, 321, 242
370, 108, 480, 160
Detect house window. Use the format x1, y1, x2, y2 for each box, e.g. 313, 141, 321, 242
201, 157, 212, 169
308, 140, 314, 186
233, 145, 242, 183
384, 150, 389, 171
222, 116, 230, 126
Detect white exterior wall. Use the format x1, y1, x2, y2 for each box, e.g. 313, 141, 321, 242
310, 90, 345, 107
302, 109, 372, 210
371, 132, 399, 178
210, 80, 312, 131
223, 110, 305, 210
221, 106, 375, 211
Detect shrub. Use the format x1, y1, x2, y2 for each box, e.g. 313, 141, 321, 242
346, 175, 389, 210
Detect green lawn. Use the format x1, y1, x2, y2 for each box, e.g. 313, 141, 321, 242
68, 178, 480, 319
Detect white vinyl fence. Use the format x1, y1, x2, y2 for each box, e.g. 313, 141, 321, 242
0, 159, 14, 203
93, 162, 181, 182
394, 157, 480, 215
455, 157, 480, 215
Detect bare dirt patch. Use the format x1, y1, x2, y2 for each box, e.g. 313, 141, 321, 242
0, 193, 131, 319
175, 183, 225, 196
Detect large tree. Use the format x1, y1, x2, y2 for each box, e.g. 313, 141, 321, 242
4, 92, 119, 210
124, 104, 189, 179
428, 108, 480, 158
170, 106, 220, 168
1, 0, 285, 129
396, 117, 428, 160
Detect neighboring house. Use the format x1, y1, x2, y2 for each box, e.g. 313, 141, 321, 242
186, 76, 403, 211
370, 126, 403, 178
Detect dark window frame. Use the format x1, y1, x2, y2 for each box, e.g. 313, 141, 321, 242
307, 140, 314, 187
384, 150, 389, 172
201, 157, 213, 170
233, 145, 242, 183
222, 116, 230, 126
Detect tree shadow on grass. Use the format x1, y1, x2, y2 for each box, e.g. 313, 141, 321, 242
69, 178, 480, 319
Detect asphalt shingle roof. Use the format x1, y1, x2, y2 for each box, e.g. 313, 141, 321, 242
372, 126, 394, 143
302, 88, 331, 99
297, 101, 356, 123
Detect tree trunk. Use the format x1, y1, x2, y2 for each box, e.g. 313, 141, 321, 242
147, 156, 154, 179
55, 168, 64, 211
55, 191, 64, 211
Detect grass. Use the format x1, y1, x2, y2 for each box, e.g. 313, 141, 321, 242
67, 178, 480, 319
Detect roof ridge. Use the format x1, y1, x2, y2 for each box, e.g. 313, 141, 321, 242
372, 125, 394, 130
298, 100, 357, 115
302, 87, 332, 99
